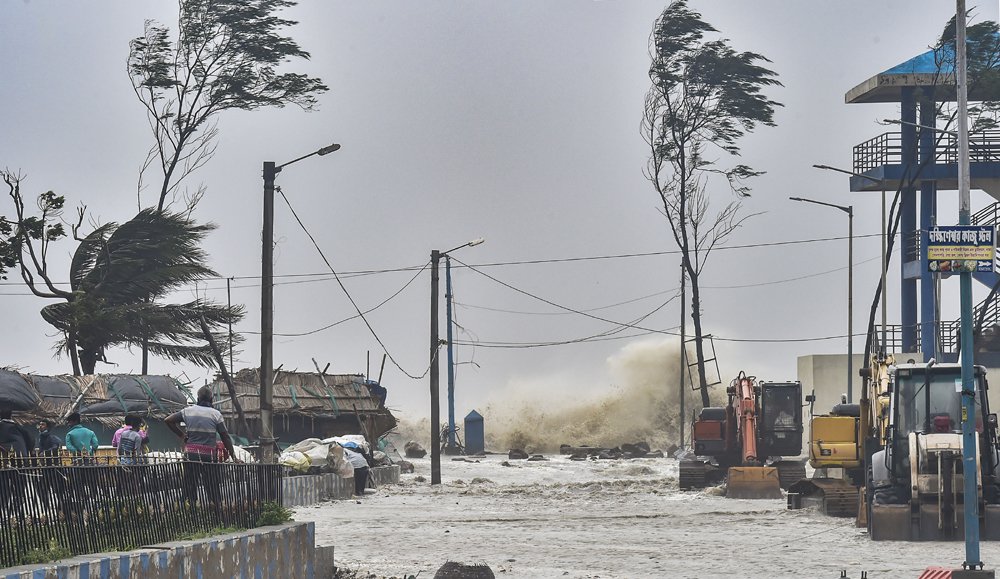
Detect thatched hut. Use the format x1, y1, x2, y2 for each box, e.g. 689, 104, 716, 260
208, 368, 396, 446
0, 369, 191, 449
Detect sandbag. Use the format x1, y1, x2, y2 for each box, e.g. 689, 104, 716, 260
279, 450, 311, 472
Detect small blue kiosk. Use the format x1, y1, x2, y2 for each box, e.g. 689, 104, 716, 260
464, 410, 485, 455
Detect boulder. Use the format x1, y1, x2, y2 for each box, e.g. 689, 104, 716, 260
397, 460, 415, 473
434, 562, 495, 579
508, 448, 528, 460
404, 441, 427, 458
621, 442, 650, 457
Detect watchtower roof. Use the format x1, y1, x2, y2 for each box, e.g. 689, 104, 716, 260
846, 41, 1000, 104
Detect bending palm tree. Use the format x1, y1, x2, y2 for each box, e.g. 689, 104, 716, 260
41, 208, 242, 375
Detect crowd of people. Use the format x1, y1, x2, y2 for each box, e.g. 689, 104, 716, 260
0, 406, 152, 467
0, 386, 247, 515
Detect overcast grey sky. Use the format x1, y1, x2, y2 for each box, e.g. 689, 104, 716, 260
1, 1, 997, 423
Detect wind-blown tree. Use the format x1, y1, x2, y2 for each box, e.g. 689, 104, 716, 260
2, 171, 242, 375
129, 0, 328, 211
643, 1, 781, 407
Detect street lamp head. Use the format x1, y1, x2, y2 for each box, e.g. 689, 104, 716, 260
789, 197, 805, 202
468, 238, 485, 247
317, 143, 341, 156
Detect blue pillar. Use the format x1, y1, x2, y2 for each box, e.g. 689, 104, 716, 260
901, 88, 919, 353
919, 93, 938, 361
445, 256, 458, 451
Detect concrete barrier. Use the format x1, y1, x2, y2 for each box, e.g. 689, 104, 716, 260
282, 465, 401, 507
1, 522, 315, 579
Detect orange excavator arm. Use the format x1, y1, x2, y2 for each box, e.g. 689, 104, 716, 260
732, 371, 761, 466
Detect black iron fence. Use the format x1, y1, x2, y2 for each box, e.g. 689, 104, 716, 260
0, 454, 282, 568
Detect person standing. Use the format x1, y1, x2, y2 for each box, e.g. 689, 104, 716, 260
35, 419, 62, 461
64, 412, 99, 464
34, 418, 64, 510
112, 415, 149, 450
0, 406, 35, 518
117, 415, 146, 466
0, 407, 34, 463
342, 446, 370, 497
165, 386, 239, 507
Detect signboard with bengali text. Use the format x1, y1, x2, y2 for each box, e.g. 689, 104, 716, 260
926, 225, 996, 273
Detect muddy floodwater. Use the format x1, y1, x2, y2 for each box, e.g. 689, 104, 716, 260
295, 455, 994, 578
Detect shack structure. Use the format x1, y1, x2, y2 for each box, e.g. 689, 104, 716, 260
208, 368, 396, 446
0, 368, 191, 448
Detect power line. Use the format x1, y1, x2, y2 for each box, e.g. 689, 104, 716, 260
276, 186, 431, 380
450, 255, 862, 345
242, 260, 429, 337
0, 231, 889, 288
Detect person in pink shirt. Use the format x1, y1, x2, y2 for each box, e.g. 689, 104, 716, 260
111, 415, 149, 449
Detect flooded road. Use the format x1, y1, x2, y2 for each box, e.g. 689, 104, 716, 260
296, 456, 989, 578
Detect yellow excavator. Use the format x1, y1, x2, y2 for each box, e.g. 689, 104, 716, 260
788, 352, 893, 517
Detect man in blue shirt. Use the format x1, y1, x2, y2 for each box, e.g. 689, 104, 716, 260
64, 412, 99, 464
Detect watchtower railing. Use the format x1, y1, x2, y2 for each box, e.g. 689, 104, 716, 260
852, 130, 1000, 175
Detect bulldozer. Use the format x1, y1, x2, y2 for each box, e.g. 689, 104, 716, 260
787, 352, 894, 517
679, 372, 805, 499
865, 360, 1000, 540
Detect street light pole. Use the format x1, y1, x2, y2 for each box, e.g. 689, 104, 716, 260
260, 142, 340, 463
790, 196, 854, 402
429, 238, 484, 483
812, 165, 888, 353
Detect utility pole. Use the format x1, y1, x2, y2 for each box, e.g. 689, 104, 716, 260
261, 160, 277, 463
679, 259, 686, 449
428, 238, 484, 483
955, 1, 983, 569
260, 142, 340, 463
429, 250, 442, 485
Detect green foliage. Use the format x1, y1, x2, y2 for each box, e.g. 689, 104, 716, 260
255, 501, 294, 527
642, 1, 781, 405
935, 16, 1000, 132
0, 172, 68, 280
129, 0, 328, 211
645, 0, 782, 197
19, 538, 71, 566
38, 208, 244, 373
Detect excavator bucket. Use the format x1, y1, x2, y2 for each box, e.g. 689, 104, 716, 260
727, 466, 782, 499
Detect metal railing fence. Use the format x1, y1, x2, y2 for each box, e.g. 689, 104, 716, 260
0, 454, 282, 568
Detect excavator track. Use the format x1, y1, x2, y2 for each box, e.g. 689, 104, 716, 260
819, 485, 859, 517
679, 459, 708, 490
774, 461, 807, 490
788, 478, 860, 518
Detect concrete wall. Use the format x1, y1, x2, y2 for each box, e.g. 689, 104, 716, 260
1, 522, 315, 579
797, 354, 866, 412
282, 465, 401, 507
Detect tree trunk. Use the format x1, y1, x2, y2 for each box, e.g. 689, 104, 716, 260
142, 336, 149, 375
79, 349, 98, 375
688, 271, 711, 408
67, 331, 82, 376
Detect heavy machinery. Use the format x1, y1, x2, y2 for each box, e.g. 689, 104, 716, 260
679, 372, 805, 499
865, 360, 1000, 540
787, 352, 894, 517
